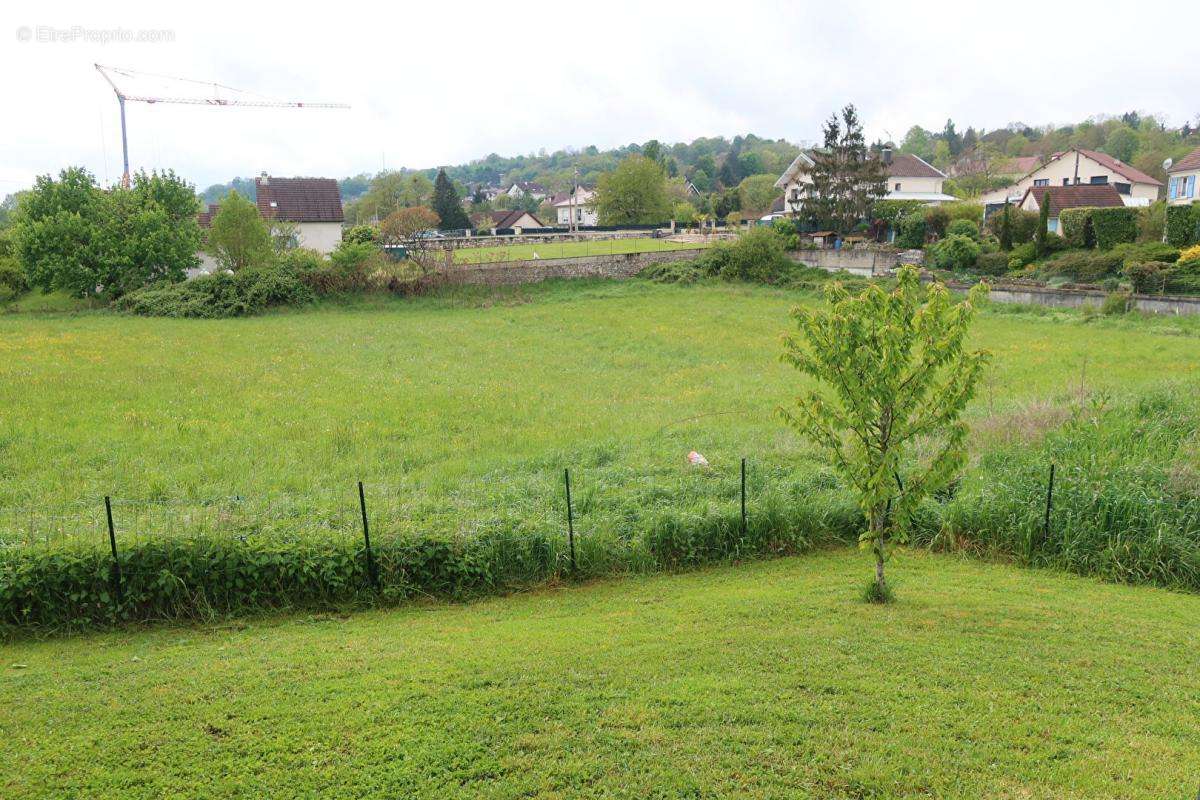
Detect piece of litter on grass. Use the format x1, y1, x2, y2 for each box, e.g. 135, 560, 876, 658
10, 664, 28, 670
687, 451, 709, 467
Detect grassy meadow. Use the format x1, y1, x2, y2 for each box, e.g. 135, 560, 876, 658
3, 550, 1199, 798
1, 279, 1199, 546
451, 236, 706, 264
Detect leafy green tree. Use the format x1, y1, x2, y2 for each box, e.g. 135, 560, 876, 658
780, 267, 989, 601
596, 155, 671, 225
1004, 134, 1029, 157
1103, 126, 1139, 164
738, 174, 781, 216
12, 167, 108, 296
942, 119, 962, 156
101, 170, 202, 294
717, 156, 741, 188
900, 126, 934, 161
800, 104, 887, 234
206, 191, 272, 271
431, 169, 470, 230
1035, 191, 1050, 257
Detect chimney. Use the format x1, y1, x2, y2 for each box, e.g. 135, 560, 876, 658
260, 171, 269, 185
882, 147, 893, 166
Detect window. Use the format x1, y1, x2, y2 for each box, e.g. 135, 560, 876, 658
1089, 175, 1108, 185
1047, 218, 1059, 233
1170, 177, 1178, 200
1113, 182, 1131, 195
894, 182, 901, 191
1188, 175, 1197, 199
1033, 178, 1049, 187
1062, 178, 1070, 185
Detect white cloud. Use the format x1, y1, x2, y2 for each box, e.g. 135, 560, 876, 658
2, 0, 1197, 191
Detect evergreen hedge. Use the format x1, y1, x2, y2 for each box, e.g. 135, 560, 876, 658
1090, 207, 1139, 250
1166, 203, 1200, 248
1059, 208, 1095, 249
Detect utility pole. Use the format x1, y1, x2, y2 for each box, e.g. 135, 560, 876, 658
569, 167, 580, 232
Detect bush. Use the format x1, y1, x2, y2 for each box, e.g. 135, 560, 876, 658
1090, 207, 1139, 250
1166, 203, 1200, 248
1007, 241, 1037, 270
639, 260, 704, 284
1040, 250, 1124, 283
1101, 290, 1131, 315
1178, 244, 1200, 265
941, 201, 984, 225
928, 234, 981, 271
1123, 261, 1173, 294
1059, 208, 1095, 249
895, 210, 926, 248
923, 206, 950, 239
985, 206, 1039, 245
695, 226, 795, 283
974, 251, 1011, 276
946, 219, 979, 240
0, 256, 29, 297
1110, 241, 1179, 267
770, 217, 800, 250
342, 224, 379, 245
116, 264, 314, 318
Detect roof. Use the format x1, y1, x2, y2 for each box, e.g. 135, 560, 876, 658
882, 153, 945, 179
770, 195, 785, 213
1020, 184, 1124, 216
507, 181, 546, 194
488, 210, 545, 228
255, 176, 344, 223
551, 188, 595, 207
1169, 145, 1200, 174
1019, 149, 1162, 187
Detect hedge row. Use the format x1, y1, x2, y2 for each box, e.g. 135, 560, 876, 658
0, 494, 860, 630
1167, 203, 1200, 248
1089, 207, 1139, 250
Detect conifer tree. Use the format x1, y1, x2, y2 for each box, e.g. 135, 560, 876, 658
999, 200, 1013, 251
431, 169, 470, 231
800, 104, 888, 234
1035, 191, 1050, 256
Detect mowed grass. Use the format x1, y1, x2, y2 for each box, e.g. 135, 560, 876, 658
452, 237, 706, 264
1, 279, 1198, 521
2, 549, 1198, 799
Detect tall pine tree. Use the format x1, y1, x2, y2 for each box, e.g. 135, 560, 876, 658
1035, 191, 1050, 256
432, 169, 470, 231
800, 104, 888, 234
999, 200, 1013, 251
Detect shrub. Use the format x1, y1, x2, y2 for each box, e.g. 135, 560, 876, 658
1059, 208, 1095, 249
1040, 250, 1124, 283
974, 251, 1011, 276
923, 206, 950, 239
1090, 206, 1139, 250
1101, 290, 1131, 315
928, 234, 981, 271
0, 256, 29, 297
946, 219, 979, 240
1178, 244, 1200, 265
639, 260, 704, 284
117, 264, 314, 318
1123, 261, 1172, 294
870, 199, 924, 228
695, 226, 794, 283
985, 206, 1038, 245
770, 217, 800, 250
1110, 241, 1179, 267
1137, 201, 1166, 243
342, 224, 379, 245
941, 200, 984, 225
1007, 241, 1037, 270
1166, 203, 1200, 248
895, 210, 926, 248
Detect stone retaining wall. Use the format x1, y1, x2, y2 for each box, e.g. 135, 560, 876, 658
789, 248, 905, 277
977, 283, 1200, 316
428, 247, 706, 286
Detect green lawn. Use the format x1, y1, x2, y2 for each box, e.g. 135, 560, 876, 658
1, 280, 1198, 543
452, 237, 706, 264
3, 549, 1198, 798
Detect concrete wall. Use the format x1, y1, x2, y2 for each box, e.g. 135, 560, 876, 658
790, 248, 903, 277
971, 283, 1200, 316
428, 247, 706, 286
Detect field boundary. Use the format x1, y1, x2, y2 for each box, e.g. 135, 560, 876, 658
428, 247, 706, 286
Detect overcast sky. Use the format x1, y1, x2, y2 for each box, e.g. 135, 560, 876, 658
3, 0, 1198, 192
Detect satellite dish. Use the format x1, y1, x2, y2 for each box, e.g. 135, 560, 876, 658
1163, 158, 1174, 172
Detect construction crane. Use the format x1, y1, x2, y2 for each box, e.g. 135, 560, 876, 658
95, 64, 350, 187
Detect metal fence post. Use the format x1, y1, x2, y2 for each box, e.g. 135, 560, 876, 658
104, 496, 124, 608
1042, 463, 1056, 549
358, 481, 379, 589
564, 468, 576, 573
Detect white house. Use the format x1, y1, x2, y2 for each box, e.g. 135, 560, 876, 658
194, 174, 344, 275
504, 181, 547, 201
552, 187, 598, 227
1018, 183, 1124, 234
773, 149, 955, 214
479, 209, 545, 233
980, 148, 1162, 209
1167, 145, 1200, 206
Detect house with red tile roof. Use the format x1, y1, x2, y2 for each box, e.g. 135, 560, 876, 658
1018, 183, 1124, 234
773, 148, 954, 216
981, 148, 1162, 209
1167, 146, 1200, 206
